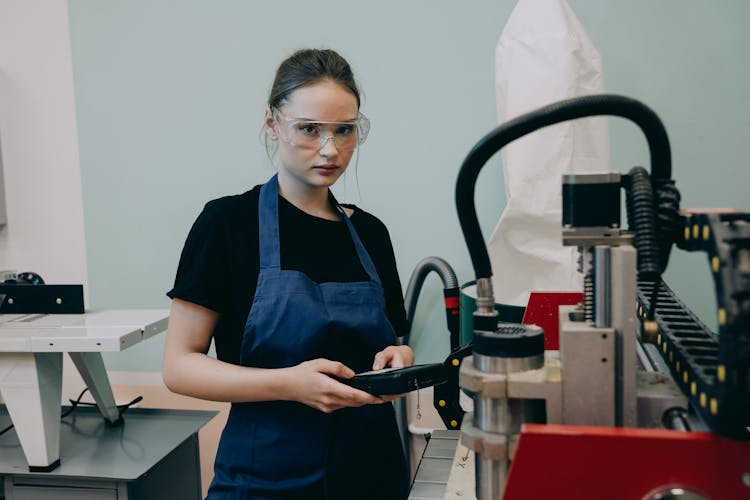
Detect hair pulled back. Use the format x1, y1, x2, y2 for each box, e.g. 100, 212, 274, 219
268, 49, 361, 111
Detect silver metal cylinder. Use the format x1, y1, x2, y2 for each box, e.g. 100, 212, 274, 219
472, 354, 544, 433
472, 350, 544, 500
662, 408, 691, 432
475, 277, 497, 315
475, 453, 505, 500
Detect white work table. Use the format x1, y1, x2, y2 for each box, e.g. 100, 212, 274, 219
0, 310, 168, 471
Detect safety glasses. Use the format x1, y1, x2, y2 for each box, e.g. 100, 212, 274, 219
273, 111, 370, 152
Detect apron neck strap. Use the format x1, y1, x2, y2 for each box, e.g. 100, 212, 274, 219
258, 174, 382, 285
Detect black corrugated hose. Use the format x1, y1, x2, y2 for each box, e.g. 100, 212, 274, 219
455, 94, 680, 321
624, 166, 682, 318
456, 94, 674, 281
403, 256, 460, 348
625, 166, 661, 278
654, 178, 682, 274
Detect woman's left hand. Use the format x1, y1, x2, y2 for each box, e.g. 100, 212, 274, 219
372, 345, 414, 370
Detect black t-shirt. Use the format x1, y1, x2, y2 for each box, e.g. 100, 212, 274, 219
167, 184, 408, 366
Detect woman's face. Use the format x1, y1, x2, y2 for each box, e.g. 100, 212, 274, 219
268, 80, 359, 193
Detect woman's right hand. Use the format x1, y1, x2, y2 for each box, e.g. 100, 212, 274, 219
282, 359, 386, 413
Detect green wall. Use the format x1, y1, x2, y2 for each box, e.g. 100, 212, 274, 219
68, 0, 750, 371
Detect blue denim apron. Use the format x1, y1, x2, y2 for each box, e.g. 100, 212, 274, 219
207, 175, 408, 500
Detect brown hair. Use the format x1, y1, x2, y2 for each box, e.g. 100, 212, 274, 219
268, 48, 361, 111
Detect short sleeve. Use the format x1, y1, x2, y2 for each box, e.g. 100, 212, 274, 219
167, 202, 230, 313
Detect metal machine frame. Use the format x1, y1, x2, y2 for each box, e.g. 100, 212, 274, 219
449, 94, 749, 499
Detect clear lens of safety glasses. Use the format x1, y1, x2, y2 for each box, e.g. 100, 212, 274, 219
275, 112, 370, 152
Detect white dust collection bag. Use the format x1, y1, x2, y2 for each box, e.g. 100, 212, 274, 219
488, 0, 611, 307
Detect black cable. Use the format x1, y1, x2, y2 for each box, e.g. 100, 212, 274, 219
116, 395, 143, 415
61, 387, 91, 419
623, 167, 661, 321
654, 179, 682, 272
0, 389, 142, 438
1, 387, 90, 437
623, 167, 682, 321
67, 394, 143, 416
624, 167, 660, 277
456, 94, 673, 281
0, 420, 14, 437
647, 280, 661, 321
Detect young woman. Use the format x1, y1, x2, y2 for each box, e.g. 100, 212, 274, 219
163, 48, 412, 499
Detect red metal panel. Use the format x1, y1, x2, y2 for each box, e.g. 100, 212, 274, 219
522, 292, 583, 350
504, 424, 750, 500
